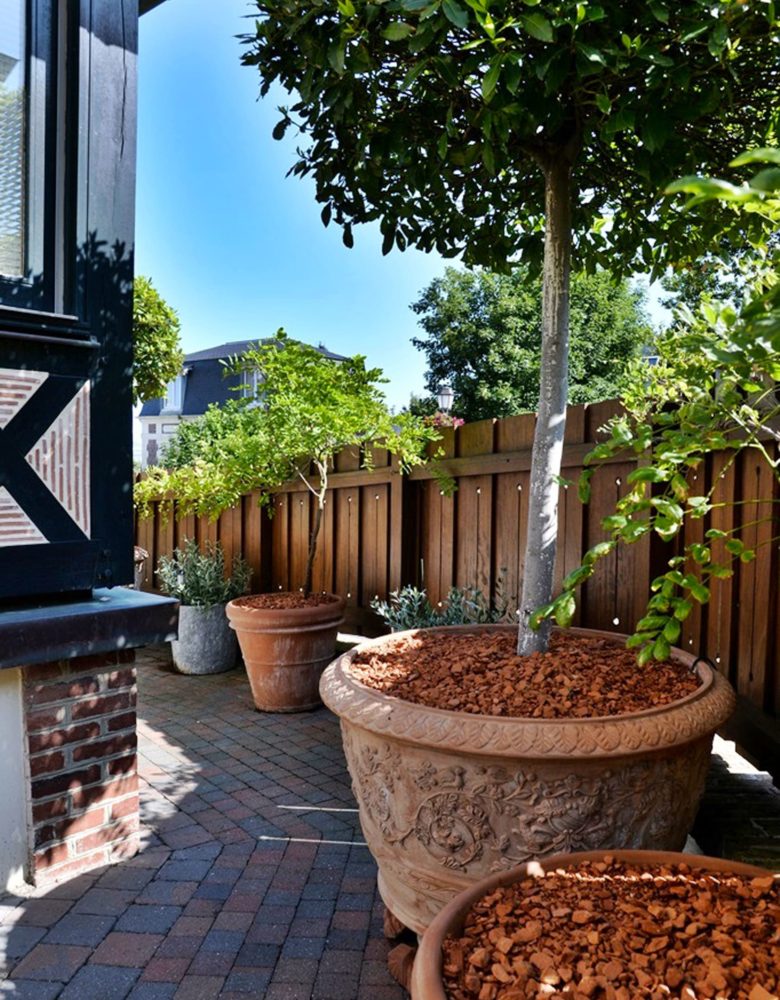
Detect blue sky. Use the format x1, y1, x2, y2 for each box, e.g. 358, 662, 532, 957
136, 0, 449, 410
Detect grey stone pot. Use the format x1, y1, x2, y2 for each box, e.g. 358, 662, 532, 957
171, 604, 238, 675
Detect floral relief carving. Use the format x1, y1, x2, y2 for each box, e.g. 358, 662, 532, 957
343, 730, 711, 876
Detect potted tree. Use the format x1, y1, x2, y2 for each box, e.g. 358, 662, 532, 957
135, 332, 441, 710
241, 0, 778, 935
157, 539, 251, 675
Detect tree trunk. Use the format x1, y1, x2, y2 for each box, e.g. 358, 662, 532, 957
517, 154, 573, 656
303, 498, 324, 596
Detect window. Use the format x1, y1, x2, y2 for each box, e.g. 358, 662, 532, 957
242, 369, 262, 400
162, 374, 185, 412
0, 2, 26, 277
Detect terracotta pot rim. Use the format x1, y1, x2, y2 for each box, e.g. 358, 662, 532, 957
411, 849, 778, 1000
227, 592, 346, 627
319, 624, 736, 759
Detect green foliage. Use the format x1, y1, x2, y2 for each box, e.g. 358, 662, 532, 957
371, 582, 511, 632
242, 0, 778, 275
412, 267, 650, 421
132, 276, 184, 405
136, 332, 443, 592
535, 151, 780, 661
157, 540, 252, 608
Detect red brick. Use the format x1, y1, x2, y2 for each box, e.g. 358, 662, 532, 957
29, 751, 66, 777
24, 663, 65, 682
36, 806, 108, 847
71, 772, 138, 810
32, 764, 102, 801
34, 842, 70, 870
72, 732, 136, 762
34, 848, 108, 884
74, 815, 139, 854
32, 797, 68, 824
111, 795, 139, 820
107, 752, 137, 777
31, 678, 100, 705
107, 668, 136, 690
71, 691, 135, 720
28, 722, 100, 754
107, 711, 137, 733
26, 707, 67, 732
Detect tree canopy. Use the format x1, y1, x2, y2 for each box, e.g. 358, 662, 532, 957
412, 266, 650, 421
132, 276, 183, 405
243, 0, 777, 274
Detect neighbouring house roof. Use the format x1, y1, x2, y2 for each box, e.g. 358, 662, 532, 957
139, 0, 168, 14
138, 339, 346, 419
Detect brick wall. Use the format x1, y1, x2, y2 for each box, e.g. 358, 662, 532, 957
23, 650, 140, 886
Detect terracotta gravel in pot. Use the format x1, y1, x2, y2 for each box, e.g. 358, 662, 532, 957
227, 592, 345, 712
319, 625, 736, 934
411, 849, 780, 1000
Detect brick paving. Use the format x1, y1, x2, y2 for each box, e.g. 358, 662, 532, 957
1, 643, 778, 999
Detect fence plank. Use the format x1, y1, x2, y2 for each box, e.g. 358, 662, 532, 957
494, 414, 534, 614
334, 488, 360, 606
271, 495, 290, 592
311, 494, 335, 595
361, 484, 389, 606
705, 453, 737, 683
736, 456, 777, 707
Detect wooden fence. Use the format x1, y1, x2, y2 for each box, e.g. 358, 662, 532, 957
135, 401, 779, 780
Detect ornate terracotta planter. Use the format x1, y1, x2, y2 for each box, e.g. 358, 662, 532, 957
227, 593, 345, 712
410, 849, 777, 1000
319, 625, 736, 934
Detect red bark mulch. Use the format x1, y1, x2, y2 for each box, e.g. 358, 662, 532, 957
441, 856, 779, 1000
234, 591, 340, 611
348, 631, 701, 719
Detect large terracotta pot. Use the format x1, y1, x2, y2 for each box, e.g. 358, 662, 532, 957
410, 849, 777, 1000
319, 625, 736, 934
227, 593, 345, 712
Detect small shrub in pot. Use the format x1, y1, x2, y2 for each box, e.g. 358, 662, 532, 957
158, 540, 251, 675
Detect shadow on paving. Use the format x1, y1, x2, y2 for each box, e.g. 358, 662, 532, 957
0, 643, 406, 1000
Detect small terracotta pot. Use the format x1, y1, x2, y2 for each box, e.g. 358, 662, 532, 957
226, 593, 345, 712
410, 849, 777, 999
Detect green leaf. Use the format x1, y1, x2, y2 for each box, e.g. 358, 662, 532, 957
383, 21, 415, 40
520, 12, 554, 42
648, 1, 669, 23
652, 636, 671, 661
272, 118, 289, 140
595, 92, 610, 114
327, 39, 346, 73
442, 0, 469, 28
554, 592, 577, 627
482, 57, 502, 102
731, 147, 780, 167
662, 618, 681, 643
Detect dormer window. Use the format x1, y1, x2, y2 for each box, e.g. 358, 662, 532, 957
241, 369, 262, 400
162, 373, 185, 412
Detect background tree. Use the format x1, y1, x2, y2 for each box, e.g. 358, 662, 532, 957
132, 275, 183, 405
242, 0, 778, 653
412, 267, 650, 421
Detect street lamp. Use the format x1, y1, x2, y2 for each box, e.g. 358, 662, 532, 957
436, 384, 454, 413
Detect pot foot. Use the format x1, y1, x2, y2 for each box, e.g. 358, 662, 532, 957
387, 942, 417, 991
383, 906, 408, 941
